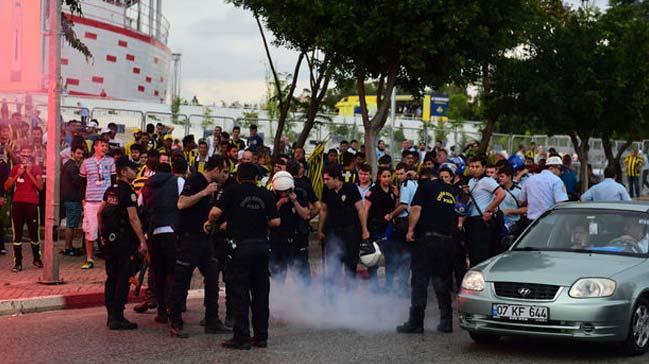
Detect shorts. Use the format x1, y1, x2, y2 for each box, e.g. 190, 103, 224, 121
64, 201, 82, 229
82, 201, 102, 241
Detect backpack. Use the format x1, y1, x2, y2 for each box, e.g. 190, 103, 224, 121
99, 185, 129, 252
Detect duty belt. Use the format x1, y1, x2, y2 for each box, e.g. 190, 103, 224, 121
227, 238, 269, 251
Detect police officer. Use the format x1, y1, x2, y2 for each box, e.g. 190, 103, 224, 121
141, 159, 187, 324
519, 156, 568, 222
581, 166, 631, 202
168, 156, 231, 338
318, 166, 370, 287
287, 159, 319, 283
397, 176, 457, 334
205, 163, 280, 350
268, 169, 311, 283
98, 157, 147, 330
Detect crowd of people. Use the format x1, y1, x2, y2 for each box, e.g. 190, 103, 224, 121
0, 101, 644, 348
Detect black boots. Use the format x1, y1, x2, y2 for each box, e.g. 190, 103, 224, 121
31, 243, 43, 268
396, 306, 425, 334
12, 245, 22, 272
437, 307, 453, 333
107, 311, 138, 330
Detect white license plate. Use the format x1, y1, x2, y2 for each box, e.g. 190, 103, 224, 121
492, 304, 548, 322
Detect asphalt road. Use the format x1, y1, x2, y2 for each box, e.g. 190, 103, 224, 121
2, 294, 648, 364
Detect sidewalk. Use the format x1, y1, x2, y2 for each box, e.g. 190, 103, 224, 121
0, 239, 205, 316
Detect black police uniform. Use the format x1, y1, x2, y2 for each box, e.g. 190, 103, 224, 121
211, 176, 237, 324
102, 180, 139, 326
291, 177, 317, 282
365, 184, 398, 290
398, 179, 457, 333
269, 186, 310, 283
322, 182, 362, 284
168, 172, 222, 333
217, 181, 278, 345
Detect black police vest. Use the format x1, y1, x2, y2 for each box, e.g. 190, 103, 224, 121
142, 173, 179, 229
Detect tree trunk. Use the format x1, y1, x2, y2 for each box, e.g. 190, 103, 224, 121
272, 52, 303, 156
296, 73, 331, 148
602, 134, 632, 183
569, 132, 590, 194
478, 118, 495, 154
355, 65, 398, 176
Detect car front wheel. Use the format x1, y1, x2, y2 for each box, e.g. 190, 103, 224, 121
620, 296, 649, 356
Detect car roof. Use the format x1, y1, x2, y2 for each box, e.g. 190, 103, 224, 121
554, 201, 649, 213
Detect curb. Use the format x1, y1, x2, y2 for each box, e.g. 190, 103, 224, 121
0, 288, 207, 317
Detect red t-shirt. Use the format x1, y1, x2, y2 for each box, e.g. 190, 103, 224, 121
9, 164, 41, 204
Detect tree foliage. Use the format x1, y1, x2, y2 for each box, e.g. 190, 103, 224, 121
62, 0, 92, 60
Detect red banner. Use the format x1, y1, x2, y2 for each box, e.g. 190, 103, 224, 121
0, 0, 43, 92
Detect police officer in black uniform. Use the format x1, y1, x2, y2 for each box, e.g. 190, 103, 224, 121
287, 159, 318, 283
99, 157, 148, 330
168, 156, 231, 338
397, 176, 457, 334
318, 166, 370, 287
205, 163, 280, 350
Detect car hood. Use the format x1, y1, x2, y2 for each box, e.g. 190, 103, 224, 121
481, 250, 646, 286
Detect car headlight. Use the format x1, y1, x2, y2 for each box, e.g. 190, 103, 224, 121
569, 278, 616, 298
461, 271, 485, 292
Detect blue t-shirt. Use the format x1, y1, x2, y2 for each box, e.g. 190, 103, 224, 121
560, 168, 578, 195
468, 176, 500, 217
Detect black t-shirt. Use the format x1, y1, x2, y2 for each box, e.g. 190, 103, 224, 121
411, 179, 457, 236
366, 184, 397, 234
217, 182, 279, 241
294, 178, 317, 206
322, 182, 361, 231
177, 172, 213, 234
271, 190, 308, 238
103, 180, 138, 241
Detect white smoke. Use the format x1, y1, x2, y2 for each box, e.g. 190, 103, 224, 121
269, 237, 412, 333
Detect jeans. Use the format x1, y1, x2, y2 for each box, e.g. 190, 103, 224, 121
629, 176, 641, 198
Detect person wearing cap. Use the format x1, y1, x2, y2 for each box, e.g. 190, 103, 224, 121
86, 119, 101, 144
124, 128, 143, 158
519, 155, 569, 223
581, 166, 631, 202
157, 134, 173, 156
98, 157, 147, 330
205, 162, 280, 349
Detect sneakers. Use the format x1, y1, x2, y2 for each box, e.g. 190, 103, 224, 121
396, 321, 424, 334
169, 323, 189, 338
33, 259, 43, 268
204, 320, 232, 334
81, 260, 94, 269
12, 264, 22, 272
221, 339, 251, 350
108, 318, 138, 330
251, 338, 267, 348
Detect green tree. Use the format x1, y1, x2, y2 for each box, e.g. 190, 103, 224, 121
201, 106, 215, 132
62, 1, 92, 59
171, 96, 182, 125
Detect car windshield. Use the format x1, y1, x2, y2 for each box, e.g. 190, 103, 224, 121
513, 209, 649, 257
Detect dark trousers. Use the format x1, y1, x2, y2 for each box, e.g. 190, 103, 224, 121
409, 233, 454, 326
11, 202, 40, 264
324, 228, 360, 286
464, 217, 492, 267
105, 250, 134, 319
269, 236, 311, 284
643, 170, 649, 190
169, 232, 219, 326
212, 231, 232, 321
150, 232, 176, 317
228, 244, 270, 343
629, 176, 641, 198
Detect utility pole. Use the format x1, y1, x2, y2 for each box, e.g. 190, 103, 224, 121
41, 0, 62, 284
390, 87, 396, 159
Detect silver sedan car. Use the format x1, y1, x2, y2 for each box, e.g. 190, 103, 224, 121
458, 202, 649, 355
